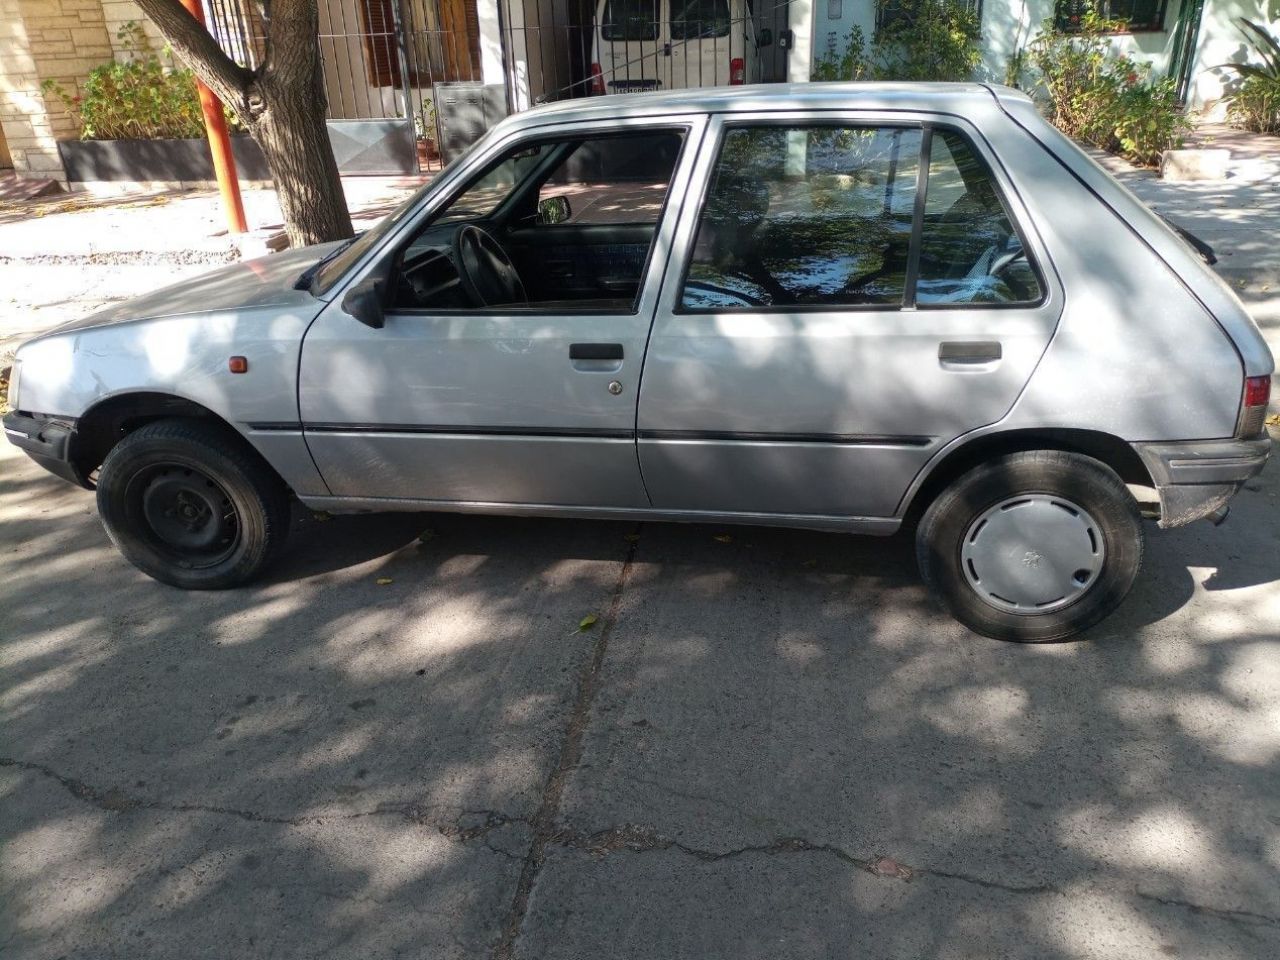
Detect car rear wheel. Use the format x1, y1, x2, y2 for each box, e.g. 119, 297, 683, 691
96, 418, 291, 589
916, 451, 1143, 642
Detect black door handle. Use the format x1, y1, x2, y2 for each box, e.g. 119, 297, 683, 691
570, 343, 623, 360
939, 341, 1002, 362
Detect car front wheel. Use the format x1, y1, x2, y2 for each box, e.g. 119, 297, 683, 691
916, 450, 1143, 642
96, 418, 291, 589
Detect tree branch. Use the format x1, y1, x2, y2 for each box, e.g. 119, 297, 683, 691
133, 0, 256, 116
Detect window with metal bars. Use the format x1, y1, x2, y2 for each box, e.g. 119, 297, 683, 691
1054, 0, 1169, 32
875, 0, 982, 34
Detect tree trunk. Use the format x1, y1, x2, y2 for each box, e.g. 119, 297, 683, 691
135, 0, 354, 248
245, 0, 353, 247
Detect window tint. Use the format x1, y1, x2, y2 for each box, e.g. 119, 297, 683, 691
682, 125, 922, 310
602, 0, 659, 40
538, 133, 682, 225
916, 130, 1043, 306
670, 0, 730, 39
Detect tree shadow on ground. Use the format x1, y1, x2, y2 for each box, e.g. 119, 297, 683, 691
1, 443, 1278, 959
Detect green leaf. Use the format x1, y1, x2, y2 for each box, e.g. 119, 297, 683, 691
578, 614, 599, 631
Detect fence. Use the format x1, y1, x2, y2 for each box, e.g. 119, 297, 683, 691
200, 0, 793, 174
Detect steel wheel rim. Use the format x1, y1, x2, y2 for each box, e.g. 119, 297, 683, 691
960, 494, 1105, 615
128, 463, 241, 568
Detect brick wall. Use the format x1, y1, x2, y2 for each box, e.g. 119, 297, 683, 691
101, 0, 164, 56
0, 0, 114, 180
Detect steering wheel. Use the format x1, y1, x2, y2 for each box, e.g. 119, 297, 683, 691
452, 224, 528, 308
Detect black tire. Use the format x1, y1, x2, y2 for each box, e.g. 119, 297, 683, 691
96, 418, 291, 589
916, 450, 1143, 642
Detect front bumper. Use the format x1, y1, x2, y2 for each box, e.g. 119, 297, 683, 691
1134, 436, 1271, 528
3, 410, 89, 487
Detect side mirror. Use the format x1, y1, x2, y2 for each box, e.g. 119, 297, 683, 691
537, 194, 572, 225
758, 28, 772, 47
342, 274, 386, 329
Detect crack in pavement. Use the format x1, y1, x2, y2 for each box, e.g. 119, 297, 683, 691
7, 758, 1279, 933
0, 756, 529, 856
1136, 891, 1280, 929
544, 822, 1280, 930
492, 529, 642, 960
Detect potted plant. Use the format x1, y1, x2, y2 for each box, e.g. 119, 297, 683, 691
415, 98, 439, 167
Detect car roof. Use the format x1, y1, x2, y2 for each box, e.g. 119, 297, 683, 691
500, 82, 1011, 132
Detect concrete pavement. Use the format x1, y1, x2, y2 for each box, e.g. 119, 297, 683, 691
2, 426, 1279, 958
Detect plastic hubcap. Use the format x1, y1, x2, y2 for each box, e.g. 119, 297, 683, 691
961, 495, 1105, 614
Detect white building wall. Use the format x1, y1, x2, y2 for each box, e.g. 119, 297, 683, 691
809, 0, 1277, 109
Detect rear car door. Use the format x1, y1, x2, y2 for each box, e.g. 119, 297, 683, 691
637, 113, 1063, 520
298, 118, 706, 508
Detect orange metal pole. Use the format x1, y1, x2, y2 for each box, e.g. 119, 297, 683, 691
180, 0, 248, 234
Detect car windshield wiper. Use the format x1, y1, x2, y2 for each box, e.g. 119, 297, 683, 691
1158, 214, 1217, 266
294, 236, 359, 293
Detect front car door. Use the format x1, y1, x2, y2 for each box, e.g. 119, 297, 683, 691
298, 116, 707, 509
637, 112, 1063, 522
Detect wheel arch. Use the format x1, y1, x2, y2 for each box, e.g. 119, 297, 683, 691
901, 428, 1153, 522
72, 391, 248, 486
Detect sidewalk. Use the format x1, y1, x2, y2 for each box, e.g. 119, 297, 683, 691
1086, 122, 1280, 338
0, 176, 425, 350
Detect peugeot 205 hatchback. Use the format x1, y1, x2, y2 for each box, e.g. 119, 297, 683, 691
5, 84, 1273, 641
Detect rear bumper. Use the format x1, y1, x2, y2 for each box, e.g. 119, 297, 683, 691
3, 410, 89, 488
1134, 436, 1271, 528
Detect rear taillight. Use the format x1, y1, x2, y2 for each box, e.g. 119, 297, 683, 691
589, 63, 605, 95
729, 57, 745, 85
1238, 375, 1271, 437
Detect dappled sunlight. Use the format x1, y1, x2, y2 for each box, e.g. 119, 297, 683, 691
3, 436, 1279, 955
3, 815, 127, 928
920, 684, 1037, 755
1037, 887, 1167, 958
1061, 804, 1215, 874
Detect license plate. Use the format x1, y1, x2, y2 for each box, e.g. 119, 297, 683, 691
609, 80, 660, 93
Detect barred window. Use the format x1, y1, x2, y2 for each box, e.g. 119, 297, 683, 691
1054, 0, 1169, 32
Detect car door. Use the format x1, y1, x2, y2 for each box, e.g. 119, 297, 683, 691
298, 117, 707, 508
637, 113, 1063, 520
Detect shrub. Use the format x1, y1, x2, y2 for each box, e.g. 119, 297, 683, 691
1228, 75, 1280, 133
812, 26, 873, 82
1029, 9, 1189, 166
872, 0, 981, 82
42, 23, 208, 141
1217, 19, 1280, 134
811, 0, 981, 84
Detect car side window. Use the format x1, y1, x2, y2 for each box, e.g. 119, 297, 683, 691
681, 125, 923, 310
916, 131, 1044, 306
536, 135, 682, 226
389, 128, 685, 314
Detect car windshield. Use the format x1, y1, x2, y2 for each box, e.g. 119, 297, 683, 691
309, 149, 473, 297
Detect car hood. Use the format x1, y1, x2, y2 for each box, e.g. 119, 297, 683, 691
33, 241, 346, 340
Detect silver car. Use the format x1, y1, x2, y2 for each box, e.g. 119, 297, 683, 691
5, 83, 1272, 641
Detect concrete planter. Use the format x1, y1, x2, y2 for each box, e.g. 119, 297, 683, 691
56, 135, 271, 184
